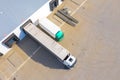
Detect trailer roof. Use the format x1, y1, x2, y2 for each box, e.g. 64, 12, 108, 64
23, 23, 69, 60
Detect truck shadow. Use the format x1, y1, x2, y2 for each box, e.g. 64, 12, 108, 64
17, 36, 68, 70
32, 47, 67, 69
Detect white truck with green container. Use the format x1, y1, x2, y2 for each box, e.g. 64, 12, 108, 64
38, 18, 64, 41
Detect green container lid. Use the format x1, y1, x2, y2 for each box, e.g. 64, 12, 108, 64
55, 31, 64, 41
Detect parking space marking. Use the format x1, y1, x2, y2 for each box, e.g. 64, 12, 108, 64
60, 0, 88, 28
7, 46, 41, 80
71, 0, 88, 15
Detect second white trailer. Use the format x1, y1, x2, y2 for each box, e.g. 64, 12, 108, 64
38, 18, 64, 41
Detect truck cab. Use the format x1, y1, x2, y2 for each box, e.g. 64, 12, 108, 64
63, 54, 76, 68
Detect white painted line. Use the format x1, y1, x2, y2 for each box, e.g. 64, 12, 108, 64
30, 46, 41, 58
71, 0, 88, 15
60, 0, 88, 28
7, 46, 41, 80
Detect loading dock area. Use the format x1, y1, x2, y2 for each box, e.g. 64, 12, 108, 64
0, 0, 120, 80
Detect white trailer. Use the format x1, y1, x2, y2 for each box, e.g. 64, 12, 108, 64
22, 22, 76, 68
38, 18, 64, 41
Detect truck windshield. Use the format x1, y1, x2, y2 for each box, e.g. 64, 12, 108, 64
69, 58, 73, 62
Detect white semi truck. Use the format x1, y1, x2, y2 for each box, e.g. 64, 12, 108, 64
22, 22, 76, 68
38, 18, 64, 41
